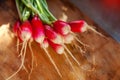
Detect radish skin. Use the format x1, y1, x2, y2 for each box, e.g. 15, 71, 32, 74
13, 20, 21, 36
53, 20, 71, 35
69, 20, 104, 37
48, 40, 64, 54
69, 20, 87, 33
44, 25, 63, 44
31, 15, 45, 44
19, 21, 32, 41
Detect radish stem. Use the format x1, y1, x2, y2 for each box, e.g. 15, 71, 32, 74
15, 0, 22, 21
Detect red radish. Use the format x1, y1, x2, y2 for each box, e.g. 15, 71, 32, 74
31, 15, 45, 44
19, 20, 32, 41
13, 20, 21, 36
48, 40, 64, 54
69, 20, 104, 37
7, 21, 33, 80
53, 20, 71, 35
44, 25, 63, 44
40, 38, 49, 48
69, 20, 87, 33
63, 33, 74, 44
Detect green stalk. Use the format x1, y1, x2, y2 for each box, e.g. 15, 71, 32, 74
15, 0, 22, 20
22, 7, 31, 21
39, 0, 57, 21
35, 0, 50, 20
43, 0, 48, 8
21, 0, 51, 24
15, 0, 31, 22
36, 0, 44, 13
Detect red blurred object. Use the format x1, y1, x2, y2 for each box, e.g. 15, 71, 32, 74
103, 0, 120, 10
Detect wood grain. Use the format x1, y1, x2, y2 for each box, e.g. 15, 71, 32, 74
0, 0, 120, 80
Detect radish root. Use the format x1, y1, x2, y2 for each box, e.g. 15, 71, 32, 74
87, 25, 105, 37
23, 65, 29, 73
63, 52, 80, 79
18, 41, 26, 57
43, 48, 62, 78
73, 41, 85, 53
6, 40, 28, 80
28, 41, 34, 80
74, 36, 89, 48
63, 45, 80, 66
17, 39, 20, 52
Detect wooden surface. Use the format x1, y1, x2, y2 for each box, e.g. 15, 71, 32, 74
0, 0, 120, 80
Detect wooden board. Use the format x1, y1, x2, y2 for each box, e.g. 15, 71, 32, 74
0, 0, 120, 80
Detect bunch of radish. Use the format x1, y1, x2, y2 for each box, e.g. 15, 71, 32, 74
6, 0, 103, 80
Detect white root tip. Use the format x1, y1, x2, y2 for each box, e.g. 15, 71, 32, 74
64, 33, 74, 44
81, 22, 88, 32
52, 34, 63, 44
40, 39, 49, 48
62, 25, 71, 35
56, 46, 64, 54
21, 31, 32, 41
35, 35, 45, 44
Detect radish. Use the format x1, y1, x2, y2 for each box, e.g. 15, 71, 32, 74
31, 15, 45, 44
6, 21, 33, 80
53, 20, 71, 35
69, 20, 87, 33
69, 20, 104, 37
17, 20, 32, 56
19, 20, 32, 41
44, 25, 63, 44
48, 40, 64, 54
